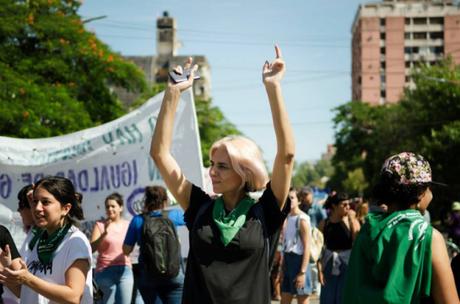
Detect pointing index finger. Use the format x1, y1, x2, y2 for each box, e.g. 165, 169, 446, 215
275, 45, 282, 58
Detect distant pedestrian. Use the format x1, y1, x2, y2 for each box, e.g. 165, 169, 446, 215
281, 188, 312, 304
91, 193, 132, 304
318, 192, 360, 304
343, 152, 459, 303
123, 186, 184, 304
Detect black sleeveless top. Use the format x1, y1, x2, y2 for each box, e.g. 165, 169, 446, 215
323, 219, 353, 251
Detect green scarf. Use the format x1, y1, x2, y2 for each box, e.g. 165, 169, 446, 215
212, 196, 256, 246
37, 223, 72, 265
343, 210, 432, 304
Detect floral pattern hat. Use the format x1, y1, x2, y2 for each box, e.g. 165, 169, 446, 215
381, 152, 433, 185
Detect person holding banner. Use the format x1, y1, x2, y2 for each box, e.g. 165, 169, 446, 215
0, 176, 93, 304
151, 45, 295, 303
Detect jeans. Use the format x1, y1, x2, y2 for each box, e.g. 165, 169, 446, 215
95, 265, 134, 304
138, 266, 184, 304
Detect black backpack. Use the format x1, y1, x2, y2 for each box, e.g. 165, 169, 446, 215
141, 213, 181, 279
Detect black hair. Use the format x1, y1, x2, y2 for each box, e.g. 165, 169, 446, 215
144, 185, 168, 212
324, 192, 350, 210
105, 192, 124, 207
17, 184, 33, 209
34, 176, 84, 225
372, 170, 430, 210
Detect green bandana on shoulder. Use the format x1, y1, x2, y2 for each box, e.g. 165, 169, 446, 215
212, 196, 256, 246
37, 223, 72, 265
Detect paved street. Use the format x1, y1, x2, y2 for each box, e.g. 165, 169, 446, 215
271, 294, 320, 304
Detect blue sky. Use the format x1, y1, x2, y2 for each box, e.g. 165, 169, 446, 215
80, 0, 366, 167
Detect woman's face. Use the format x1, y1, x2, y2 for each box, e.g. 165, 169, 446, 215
289, 190, 300, 211
32, 187, 70, 232
209, 146, 243, 194
105, 199, 123, 220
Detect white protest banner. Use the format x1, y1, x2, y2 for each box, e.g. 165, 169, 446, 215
0, 89, 204, 223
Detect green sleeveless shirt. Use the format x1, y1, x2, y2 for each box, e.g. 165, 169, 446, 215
343, 209, 432, 304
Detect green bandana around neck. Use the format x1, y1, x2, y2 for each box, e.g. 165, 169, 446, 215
37, 223, 71, 265
212, 196, 256, 246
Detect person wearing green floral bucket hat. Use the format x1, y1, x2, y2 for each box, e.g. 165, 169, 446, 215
343, 152, 459, 304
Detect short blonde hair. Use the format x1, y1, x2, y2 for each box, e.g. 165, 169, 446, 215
210, 135, 268, 192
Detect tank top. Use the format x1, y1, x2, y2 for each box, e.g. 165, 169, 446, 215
95, 220, 131, 272
323, 219, 352, 251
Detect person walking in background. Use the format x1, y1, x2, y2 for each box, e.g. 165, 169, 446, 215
150, 45, 294, 303
343, 152, 459, 303
281, 188, 312, 304
447, 201, 460, 246
318, 192, 360, 304
0, 176, 93, 303
298, 186, 327, 296
123, 185, 184, 304
91, 193, 132, 304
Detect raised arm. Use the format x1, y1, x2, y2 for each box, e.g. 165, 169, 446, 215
262, 45, 295, 209
151, 59, 198, 210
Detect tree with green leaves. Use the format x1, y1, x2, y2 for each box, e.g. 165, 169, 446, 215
291, 158, 334, 189
329, 59, 460, 216
0, 0, 146, 138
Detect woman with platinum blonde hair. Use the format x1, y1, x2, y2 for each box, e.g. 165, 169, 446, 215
209, 135, 268, 192
151, 45, 295, 303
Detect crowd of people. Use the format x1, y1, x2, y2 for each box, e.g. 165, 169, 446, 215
0, 46, 459, 304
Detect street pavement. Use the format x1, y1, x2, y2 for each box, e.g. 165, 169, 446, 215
271, 294, 320, 304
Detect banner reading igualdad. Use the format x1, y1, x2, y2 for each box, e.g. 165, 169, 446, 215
0, 89, 203, 221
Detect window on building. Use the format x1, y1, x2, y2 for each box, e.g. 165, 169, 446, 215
413, 18, 427, 25
380, 32, 386, 40
404, 47, 412, 54
412, 47, 419, 54
430, 32, 443, 40
381, 61, 386, 70
380, 18, 386, 26
380, 89, 386, 98
405, 61, 411, 68
405, 76, 411, 83
380, 47, 386, 54
413, 32, 427, 40
405, 18, 411, 25
404, 32, 411, 39
358, 76, 362, 85
429, 17, 443, 25
434, 46, 444, 54
380, 74, 386, 83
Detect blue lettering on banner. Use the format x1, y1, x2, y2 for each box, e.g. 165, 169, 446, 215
78, 170, 89, 191
126, 187, 146, 216
102, 124, 143, 146
14, 159, 139, 196
21, 173, 32, 185
147, 115, 158, 132
0, 174, 11, 199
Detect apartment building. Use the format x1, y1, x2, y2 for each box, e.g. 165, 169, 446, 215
351, 0, 460, 104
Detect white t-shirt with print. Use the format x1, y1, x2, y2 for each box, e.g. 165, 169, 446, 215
283, 212, 311, 255
20, 226, 93, 304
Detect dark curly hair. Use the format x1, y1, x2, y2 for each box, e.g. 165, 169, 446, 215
372, 170, 430, 210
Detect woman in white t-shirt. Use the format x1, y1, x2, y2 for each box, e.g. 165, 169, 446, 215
0, 176, 92, 304
281, 188, 312, 304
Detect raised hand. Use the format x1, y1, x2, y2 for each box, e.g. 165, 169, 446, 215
262, 45, 285, 85
169, 57, 199, 93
